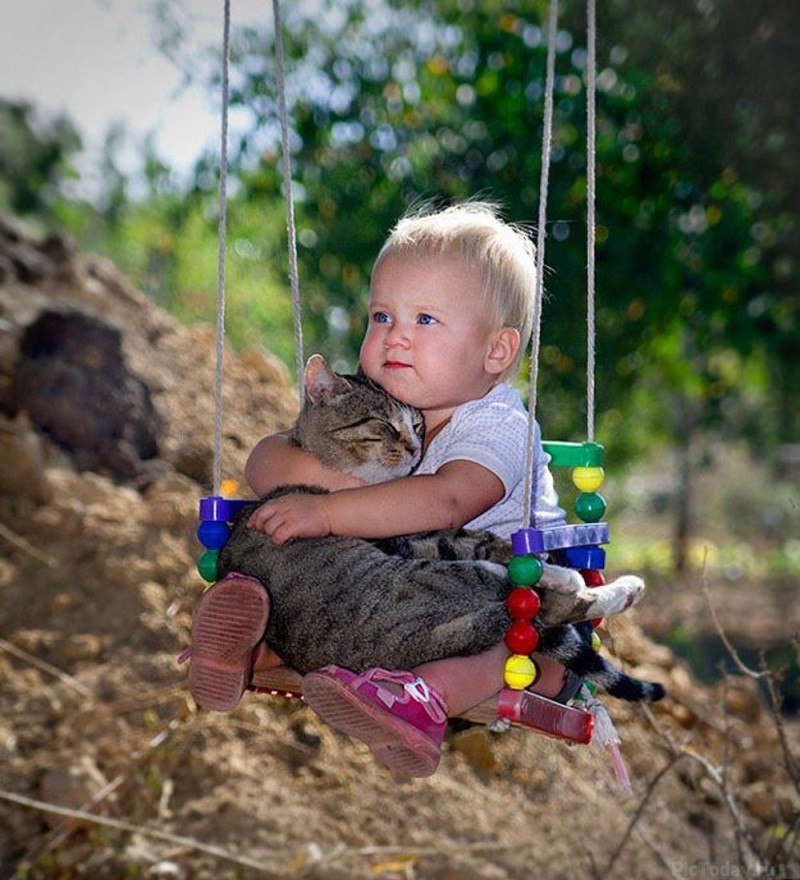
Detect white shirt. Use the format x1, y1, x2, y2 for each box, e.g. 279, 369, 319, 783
415, 383, 566, 539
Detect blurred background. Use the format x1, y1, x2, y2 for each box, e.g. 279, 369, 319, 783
2, 0, 798, 702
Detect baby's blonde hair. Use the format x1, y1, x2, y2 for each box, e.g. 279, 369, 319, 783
373, 201, 537, 379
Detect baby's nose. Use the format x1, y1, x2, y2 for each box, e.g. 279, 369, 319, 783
385, 323, 409, 346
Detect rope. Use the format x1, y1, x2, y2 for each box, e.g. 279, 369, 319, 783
522, 0, 559, 529
586, 0, 597, 441
210, 0, 304, 496
212, 0, 232, 498
271, 0, 305, 402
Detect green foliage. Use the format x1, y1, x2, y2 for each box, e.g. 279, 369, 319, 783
0, 100, 82, 223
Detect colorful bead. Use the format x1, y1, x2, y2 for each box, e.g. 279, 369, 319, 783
572, 466, 604, 493
220, 478, 240, 497
591, 631, 602, 652
196, 520, 231, 550
505, 619, 540, 654
574, 492, 607, 523
504, 654, 538, 690
580, 568, 605, 588
507, 554, 543, 586
506, 587, 541, 619
197, 549, 219, 583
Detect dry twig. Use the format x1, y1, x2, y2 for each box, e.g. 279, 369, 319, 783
0, 636, 91, 696
0, 789, 283, 876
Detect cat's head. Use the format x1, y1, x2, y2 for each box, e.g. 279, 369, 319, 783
292, 354, 424, 484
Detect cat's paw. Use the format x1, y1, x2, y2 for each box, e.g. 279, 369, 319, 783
591, 575, 645, 617
538, 563, 585, 595
611, 575, 645, 607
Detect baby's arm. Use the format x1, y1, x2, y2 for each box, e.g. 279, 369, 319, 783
245, 432, 365, 495
248, 460, 505, 544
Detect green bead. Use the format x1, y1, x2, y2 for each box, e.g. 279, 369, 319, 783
197, 549, 219, 583
574, 492, 607, 523
507, 554, 543, 586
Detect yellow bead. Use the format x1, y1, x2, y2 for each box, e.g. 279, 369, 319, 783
591, 631, 602, 651
504, 654, 538, 690
572, 466, 604, 493
220, 479, 240, 497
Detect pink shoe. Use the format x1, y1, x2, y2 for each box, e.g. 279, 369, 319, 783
188, 574, 269, 712
303, 666, 448, 777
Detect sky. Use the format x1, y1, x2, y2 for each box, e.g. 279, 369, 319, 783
2, 0, 269, 180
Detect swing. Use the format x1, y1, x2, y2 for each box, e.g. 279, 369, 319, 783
193, 0, 612, 746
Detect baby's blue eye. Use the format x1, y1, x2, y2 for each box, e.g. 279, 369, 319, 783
418, 313, 437, 325
372, 311, 391, 324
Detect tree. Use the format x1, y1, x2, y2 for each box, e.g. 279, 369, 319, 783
0, 100, 82, 223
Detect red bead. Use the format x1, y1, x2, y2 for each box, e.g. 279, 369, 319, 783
580, 568, 605, 588
591, 618, 604, 628
506, 588, 541, 619
505, 619, 540, 654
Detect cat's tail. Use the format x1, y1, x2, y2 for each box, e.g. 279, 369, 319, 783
538, 626, 666, 704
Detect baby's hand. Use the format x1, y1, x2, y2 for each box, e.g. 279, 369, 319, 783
247, 494, 332, 544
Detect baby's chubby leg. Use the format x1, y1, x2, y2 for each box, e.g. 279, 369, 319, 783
415, 643, 570, 717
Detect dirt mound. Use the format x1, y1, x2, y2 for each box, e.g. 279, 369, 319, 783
0, 216, 796, 879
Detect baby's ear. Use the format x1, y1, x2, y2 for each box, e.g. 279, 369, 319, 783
304, 354, 350, 403
484, 327, 520, 376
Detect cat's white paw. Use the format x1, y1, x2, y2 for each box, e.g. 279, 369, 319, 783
539, 563, 585, 594
612, 575, 645, 606
590, 575, 645, 617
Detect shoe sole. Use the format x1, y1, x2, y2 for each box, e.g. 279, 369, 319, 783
189, 576, 269, 712
303, 669, 441, 777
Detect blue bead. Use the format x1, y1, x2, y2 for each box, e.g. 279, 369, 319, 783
196, 520, 231, 550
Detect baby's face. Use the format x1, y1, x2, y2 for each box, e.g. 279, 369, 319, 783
359, 251, 502, 426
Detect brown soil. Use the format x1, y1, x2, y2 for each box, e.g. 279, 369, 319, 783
0, 216, 797, 880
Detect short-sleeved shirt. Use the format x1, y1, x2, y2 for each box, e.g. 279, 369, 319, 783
414, 383, 566, 540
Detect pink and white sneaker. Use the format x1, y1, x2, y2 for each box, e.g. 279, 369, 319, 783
303, 665, 448, 777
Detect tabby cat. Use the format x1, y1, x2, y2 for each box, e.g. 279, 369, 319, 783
218, 355, 665, 703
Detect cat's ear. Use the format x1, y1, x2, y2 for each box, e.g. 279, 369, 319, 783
304, 354, 350, 403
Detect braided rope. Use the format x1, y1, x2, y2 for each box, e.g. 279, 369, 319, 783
271, 0, 305, 401
522, 0, 559, 528
212, 0, 232, 497
211, 0, 305, 496
586, 0, 597, 442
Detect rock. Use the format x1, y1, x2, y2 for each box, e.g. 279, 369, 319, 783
240, 346, 293, 388
0, 412, 52, 503
9, 308, 161, 479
